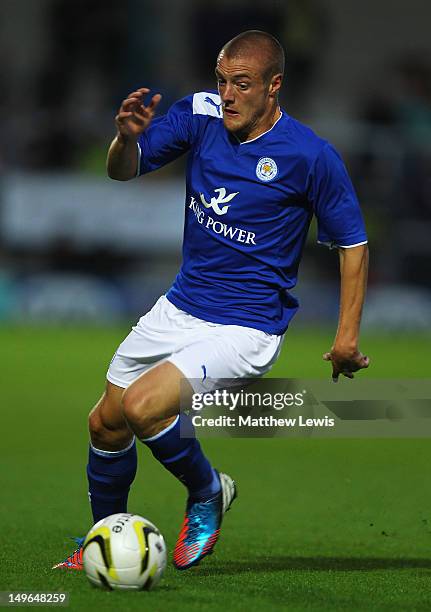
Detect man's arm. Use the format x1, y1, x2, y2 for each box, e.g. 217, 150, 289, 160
323, 244, 370, 381
107, 87, 161, 181
107, 134, 140, 181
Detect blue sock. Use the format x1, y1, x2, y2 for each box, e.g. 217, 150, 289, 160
142, 413, 220, 500
87, 437, 137, 523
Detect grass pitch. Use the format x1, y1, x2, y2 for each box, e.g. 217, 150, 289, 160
1, 324, 431, 611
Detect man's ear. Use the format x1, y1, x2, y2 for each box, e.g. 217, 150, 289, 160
269, 73, 283, 97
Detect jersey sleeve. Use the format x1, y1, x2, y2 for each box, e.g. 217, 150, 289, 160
137, 96, 195, 175
308, 143, 368, 248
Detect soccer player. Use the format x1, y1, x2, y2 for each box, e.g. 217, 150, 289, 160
54, 30, 369, 571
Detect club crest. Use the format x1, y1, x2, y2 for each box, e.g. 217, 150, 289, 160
256, 157, 278, 182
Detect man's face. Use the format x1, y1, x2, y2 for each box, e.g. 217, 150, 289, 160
215, 51, 278, 138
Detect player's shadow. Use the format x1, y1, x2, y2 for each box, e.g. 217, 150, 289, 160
195, 556, 431, 575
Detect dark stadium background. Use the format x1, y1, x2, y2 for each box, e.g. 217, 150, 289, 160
1, 0, 430, 327
1, 1, 431, 610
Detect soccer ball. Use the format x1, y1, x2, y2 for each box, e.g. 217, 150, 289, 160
83, 513, 167, 590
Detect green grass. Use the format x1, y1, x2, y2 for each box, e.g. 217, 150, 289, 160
1, 325, 431, 611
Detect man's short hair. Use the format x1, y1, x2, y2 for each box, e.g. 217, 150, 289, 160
221, 30, 285, 83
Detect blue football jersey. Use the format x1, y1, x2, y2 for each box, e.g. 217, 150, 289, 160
137, 91, 367, 335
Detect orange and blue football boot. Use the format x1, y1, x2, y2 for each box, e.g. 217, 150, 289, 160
52, 537, 85, 570
173, 471, 237, 570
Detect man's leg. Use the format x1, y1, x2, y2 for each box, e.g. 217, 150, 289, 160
121, 361, 220, 500
53, 382, 137, 570
121, 361, 236, 570
87, 382, 137, 523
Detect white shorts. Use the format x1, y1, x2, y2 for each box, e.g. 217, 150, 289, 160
107, 295, 284, 392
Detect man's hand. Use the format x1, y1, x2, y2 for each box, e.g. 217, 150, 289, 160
323, 346, 370, 382
115, 88, 162, 141
324, 244, 369, 382
107, 88, 162, 181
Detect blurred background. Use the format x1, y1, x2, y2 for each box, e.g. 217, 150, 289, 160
1, 0, 431, 331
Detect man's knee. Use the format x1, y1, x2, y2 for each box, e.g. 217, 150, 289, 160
121, 362, 183, 437
88, 407, 107, 440
88, 393, 131, 450
121, 386, 160, 433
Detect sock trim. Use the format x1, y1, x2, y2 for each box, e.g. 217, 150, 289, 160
141, 415, 180, 442
90, 436, 135, 457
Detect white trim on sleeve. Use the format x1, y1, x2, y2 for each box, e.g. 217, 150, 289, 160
136, 142, 142, 177
317, 240, 368, 250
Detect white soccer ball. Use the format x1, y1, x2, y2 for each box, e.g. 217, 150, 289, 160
83, 513, 167, 590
